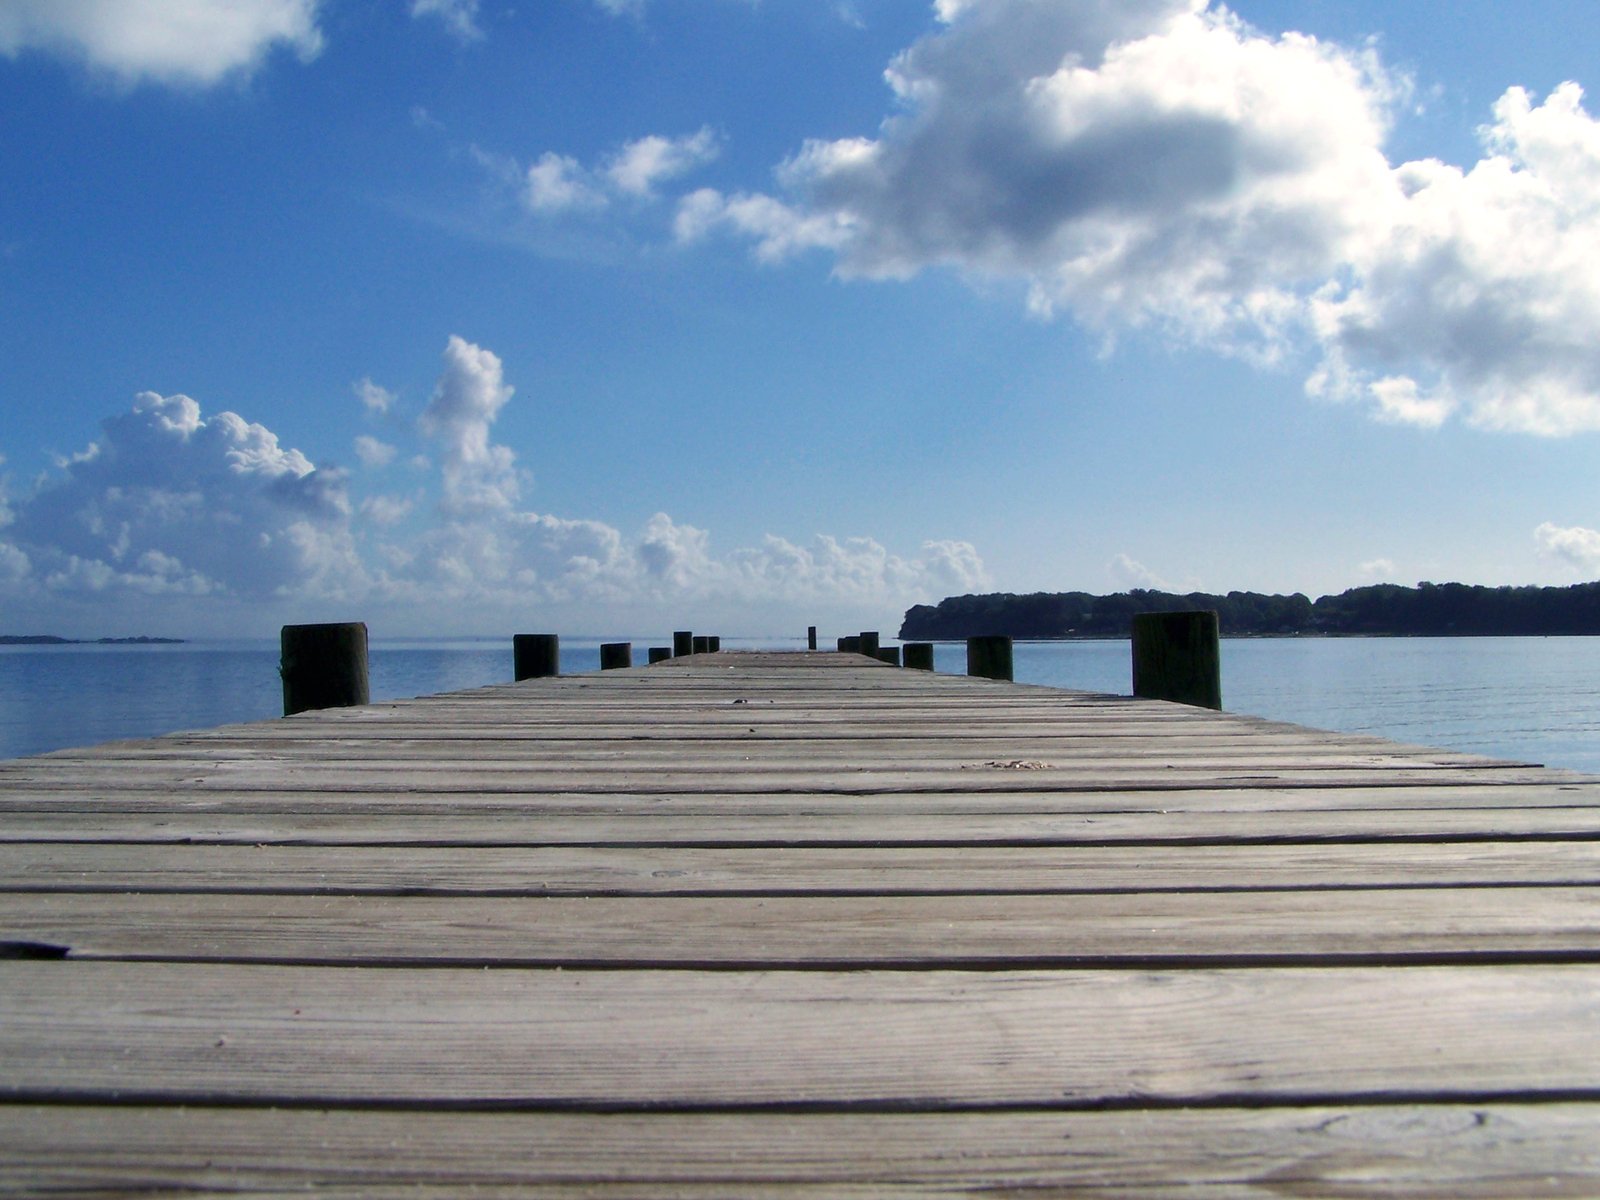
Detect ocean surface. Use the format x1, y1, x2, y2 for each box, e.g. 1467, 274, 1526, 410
3, 635, 1599, 772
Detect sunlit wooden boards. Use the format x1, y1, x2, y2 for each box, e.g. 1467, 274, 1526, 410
3, 649, 1600, 1195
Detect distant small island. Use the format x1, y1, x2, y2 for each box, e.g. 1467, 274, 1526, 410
0, 635, 186, 646
901, 582, 1600, 640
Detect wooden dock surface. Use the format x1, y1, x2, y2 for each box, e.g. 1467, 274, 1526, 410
4, 649, 1600, 1195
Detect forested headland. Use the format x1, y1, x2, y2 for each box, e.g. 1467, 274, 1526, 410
899, 582, 1600, 640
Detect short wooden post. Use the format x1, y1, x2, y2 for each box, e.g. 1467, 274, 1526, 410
903, 642, 934, 671
840, 635, 861, 653
513, 633, 560, 681
966, 635, 1013, 681
836, 637, 848, 651
1132, 610, 1222, 709
708, 636, 721, 653
807, 626, 818, 650
876, 646, 901, 666
600, 641, 632, 670
673, 631, 693, 657
859, 631, 880, 658
648, 646, 671, 664
693, 635, 711, 654
281, 622, 369, 716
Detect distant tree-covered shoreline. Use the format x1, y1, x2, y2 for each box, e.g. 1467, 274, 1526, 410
899, 582, 1600, 640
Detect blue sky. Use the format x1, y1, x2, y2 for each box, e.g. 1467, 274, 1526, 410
5, 0, 1600, 638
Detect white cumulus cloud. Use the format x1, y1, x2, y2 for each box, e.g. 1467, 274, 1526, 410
524, 152, 609, 213
418, 335, 522, 513
3, 391, 360, 601
680, 0, 1398, 355
0, 342, 990, 633
675, 0, 1600, 436
511, 131, 721, 216
0, 0, 323, 87
605, 128, 720, 198
1311, 83, 1600, 434
1536, 522, 1600, 574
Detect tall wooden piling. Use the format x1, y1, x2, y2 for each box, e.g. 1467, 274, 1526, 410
966, 635, 1013, 682
600, 642, 633, 671
1132, 610, 1222, 710
903, 642, 934, 671
673, 631, 693, 657
807, 626, 818, 650
859, 632, 880, 658
513, 634, 560, 681
281, 622, 369, 716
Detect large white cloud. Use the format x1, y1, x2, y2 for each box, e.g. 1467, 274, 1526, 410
0, 0, 323, 87
677, 0, 1600, 436
3, 391, 359, 601
681, 1, 1398, 350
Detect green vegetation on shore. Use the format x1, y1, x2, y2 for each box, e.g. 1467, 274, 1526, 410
900, 582, 1600, 640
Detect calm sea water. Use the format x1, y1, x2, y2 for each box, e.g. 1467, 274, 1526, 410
2, 635, 1598, 772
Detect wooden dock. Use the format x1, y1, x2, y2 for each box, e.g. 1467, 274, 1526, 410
4, 649, 1600, 1194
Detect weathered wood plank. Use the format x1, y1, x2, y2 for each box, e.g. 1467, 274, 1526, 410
53, 734, 1498, 763
0, 762, 1561, 796
7, 887, 1600, 965
9, 805, 1600, 846
6, 780, 1596, 816
5, 963, 1600, 1105
9, 840, 1600, 895
3, 1103, 1598, 1197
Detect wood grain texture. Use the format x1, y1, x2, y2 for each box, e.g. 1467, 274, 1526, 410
4, 1103, 1599, 1198
10, 839, 1600, 894
4, 649, 1600, 1191
6, 962, 1600, 1106
7, 886, 1600, 965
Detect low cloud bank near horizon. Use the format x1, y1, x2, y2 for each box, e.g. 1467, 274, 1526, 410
0, 337, 990, 636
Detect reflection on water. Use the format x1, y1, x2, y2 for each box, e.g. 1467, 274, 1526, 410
3, 635, 1599, 772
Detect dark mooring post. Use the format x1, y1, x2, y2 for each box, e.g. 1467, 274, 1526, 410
859, 631, 880, 658
807, 626, 818, 650
903, 642, 934, 671
693, 635, 711, 654
648, 646, 671, 664
876, 646, 901, 667
281, 622, 369, 716
673, 630, 693, 657
513, 633, 560, 681
708, 636, 721, 653
966, 635, 1013, 682
1132, 610, 1222, 709
840, 635, 861, 654
600, 641, 633, 670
